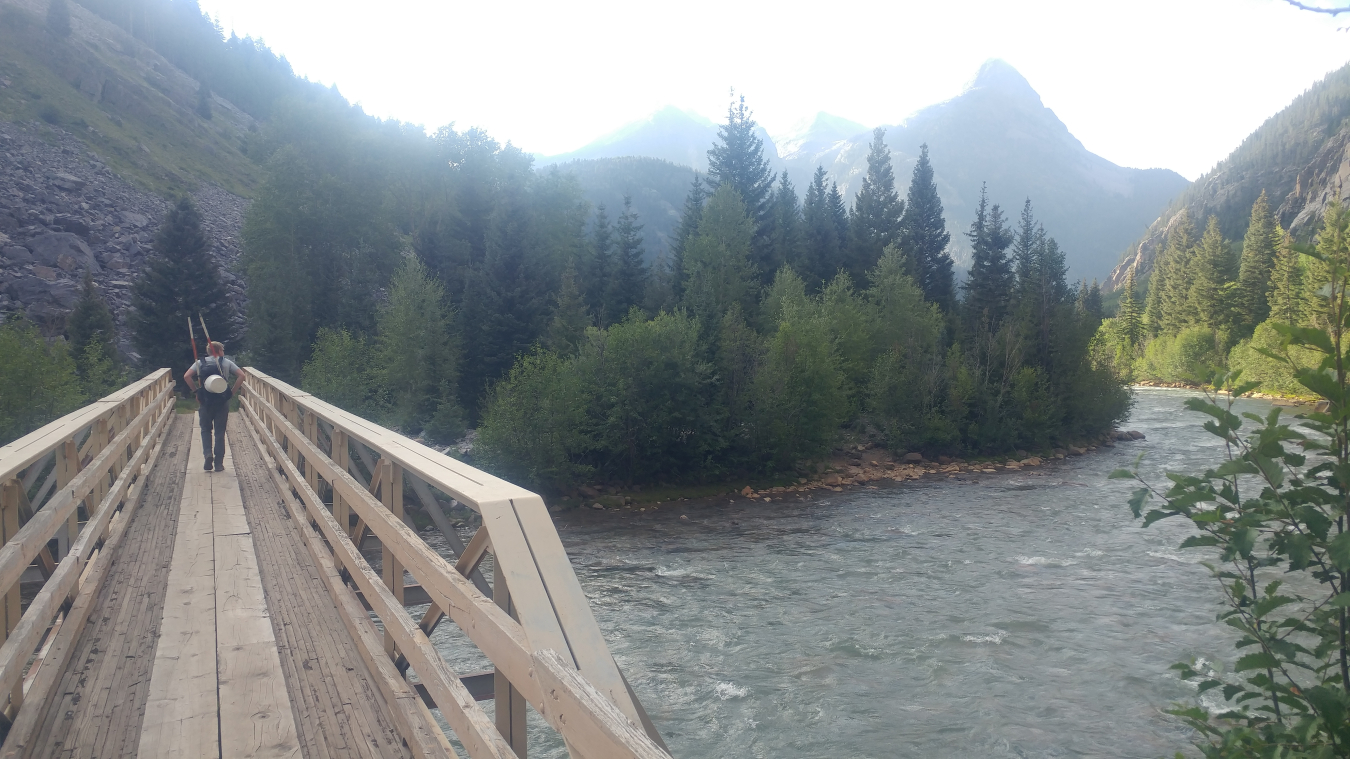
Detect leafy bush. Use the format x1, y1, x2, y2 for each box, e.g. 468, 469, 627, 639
301, 328, 385, 420
475, 349, 592, 492
1118, 199, 1350, 756
0, 318, 83, 446
1136, 326, 1221, 383
1227, 321, 1321, 397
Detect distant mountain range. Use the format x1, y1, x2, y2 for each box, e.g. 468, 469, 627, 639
539, 60, 1190, 281
1107, 60, 1350, 291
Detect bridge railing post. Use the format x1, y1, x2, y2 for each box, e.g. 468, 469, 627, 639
238, 368, 671, 759
0, 370, 175, 742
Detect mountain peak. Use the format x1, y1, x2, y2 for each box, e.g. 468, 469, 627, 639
966, 59, 1041, 104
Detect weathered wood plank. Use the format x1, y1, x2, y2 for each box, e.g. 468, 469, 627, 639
1, 410, 183, 759
137, 419, 219, 759
240, 401, 509, 759
235, 409, 445, 759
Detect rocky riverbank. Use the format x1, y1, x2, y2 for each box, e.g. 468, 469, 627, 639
556, 429, 1148, 515
0, 121, 248, 357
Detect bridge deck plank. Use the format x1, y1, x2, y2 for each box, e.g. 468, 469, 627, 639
21, 415, 192, 759
227, 422, 414, 759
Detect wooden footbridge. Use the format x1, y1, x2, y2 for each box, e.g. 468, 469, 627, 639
0, 369, 670, 759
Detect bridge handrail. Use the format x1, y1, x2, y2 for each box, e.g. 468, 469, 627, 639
239, 369, 668, 758
0, 369, 175, 731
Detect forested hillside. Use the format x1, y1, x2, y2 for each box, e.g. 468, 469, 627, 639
1107, 60, 1350, 290
1094, 189, 1335, 397
0, 0, 1129, 486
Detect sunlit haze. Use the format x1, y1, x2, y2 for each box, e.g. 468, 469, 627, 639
178, 1, 1350, 179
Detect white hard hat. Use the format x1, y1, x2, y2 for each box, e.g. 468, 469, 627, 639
204, 374, 228, 394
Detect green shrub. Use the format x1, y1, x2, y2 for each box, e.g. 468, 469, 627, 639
476, 349, 592, 493
1226, 320, 1320, 397
300, 328, 385, 420
1136, 326, 1221, 383
0, 318, 83, 446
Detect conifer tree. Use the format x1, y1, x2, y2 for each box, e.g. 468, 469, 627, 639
1187, 216, 1232, 332
68, 272, 116, 364
1268, 230, 1304, 326
828, 180, 849, 257
1143, 264, 1165, 337
1236, 190, 1279, 332
682, 185, 758, 325
801, 166, 840, 289
962, 183, 1014, 331
547, 261, 590, 354
131, 198, 235, 390
46, 0, 71, 37
377, 256, 461, 435
68, 273, 124, 399
1084, 279, 1103, 321
1012, 199, 1038, 288
707, 93, 774, 276
586, 204, 614, 323
847, 128, 904, 285
1118, 266, 1142, 347
668, 175, 708, 303
1155, 211, 1197, 335
897, 144, 954, 311
767, 173, 806, 280
606, 195, 647, 323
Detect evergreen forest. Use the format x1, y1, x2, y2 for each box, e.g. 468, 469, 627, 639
220, 90, 1129, 493
0, 0, 1131, 489
1095, 190, 1333, 396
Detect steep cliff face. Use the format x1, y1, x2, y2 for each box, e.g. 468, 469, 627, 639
1107, 61, 1350, 290
0, 0, 255, 354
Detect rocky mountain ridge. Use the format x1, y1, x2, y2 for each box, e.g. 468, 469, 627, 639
0, 122, 247, 360
536, 61, 1189, 280
1106, 59, 1350, 291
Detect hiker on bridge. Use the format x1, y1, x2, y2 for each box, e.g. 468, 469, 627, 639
184, 341, 246, 472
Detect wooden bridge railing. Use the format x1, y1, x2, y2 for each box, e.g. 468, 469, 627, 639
239, 369, 669, 759
0, 369, 176, 741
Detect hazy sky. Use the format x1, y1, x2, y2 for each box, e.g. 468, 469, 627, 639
196, 0, 1350, 180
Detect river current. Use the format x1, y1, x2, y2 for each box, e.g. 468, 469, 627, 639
428, 388, 1280, 757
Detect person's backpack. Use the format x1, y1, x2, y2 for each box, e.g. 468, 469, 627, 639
197, 357, 232, 409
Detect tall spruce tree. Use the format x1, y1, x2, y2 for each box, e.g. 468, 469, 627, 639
68, 272, 116, 364
131, 198, 235, 390
1155, 211, 1197, 335
1187, 216, 1232, 332
1012, 199, 1038, 288
546, 261, 590, 354
668, 175, 708, 303
68, 273, 124, 398
828, 180, 849, 259
1118, 266, 1142, 347
847, 128, 904, 285
897, 144, 954, 311
707, 93, 775, 279
1268, 230, 1304, 326
377, 256, 460, 434
1236, 190, 1280, 333
586, 204, 614, 323
607, 195, 647, 323
801, 166, 840, 289
962, 183, 1015, 331
767, 173, 806, 280
682, 185, 758, 326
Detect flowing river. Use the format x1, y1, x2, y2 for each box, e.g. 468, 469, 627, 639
429, 388, 1279, 757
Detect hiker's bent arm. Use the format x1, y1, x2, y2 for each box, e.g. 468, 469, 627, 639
184, 366, 198, 392
233, 365, 247, 394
